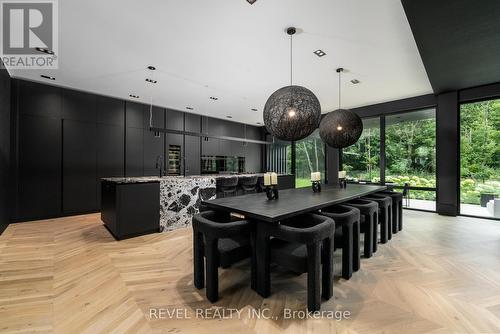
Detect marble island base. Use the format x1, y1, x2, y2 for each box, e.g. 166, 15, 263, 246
101, 176, 216, 238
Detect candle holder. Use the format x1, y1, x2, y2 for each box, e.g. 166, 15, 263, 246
312, 180, 321, 193
338, 178, 347, 189
265, 185, 279, 200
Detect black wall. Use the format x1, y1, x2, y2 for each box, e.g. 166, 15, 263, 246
10, 79, 263, 222
0, 67, 10, 234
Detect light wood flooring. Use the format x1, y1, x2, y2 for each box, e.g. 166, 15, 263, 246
1, 211, 500, 333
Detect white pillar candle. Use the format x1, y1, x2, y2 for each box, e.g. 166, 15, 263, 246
271, 172, 278, 185
264, 173, 271, 186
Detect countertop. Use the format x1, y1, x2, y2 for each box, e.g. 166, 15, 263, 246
101, 173, 290, 184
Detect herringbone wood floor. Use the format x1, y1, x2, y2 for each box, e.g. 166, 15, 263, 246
1, 211, 500, 333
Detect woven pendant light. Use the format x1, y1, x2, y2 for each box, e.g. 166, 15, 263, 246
319, 68, 363, 148
263, 27, 321, 142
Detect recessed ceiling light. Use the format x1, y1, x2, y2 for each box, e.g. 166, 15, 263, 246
251, 108, 258, 112
186, 106, 194, 110
145, 78, 158, 84
35, 47, 54, 55
351, 79, 361, 84
247, 0, 257, 4
129, 94, 140, 99
226, 115, 232, 119
210, 96, 219, 101
40, 75, 55, 80
313, 49, 326, 57
147, 66, 156, 71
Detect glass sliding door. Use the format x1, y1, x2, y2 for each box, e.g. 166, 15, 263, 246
385, 109, 436, 211
295, 130, 325, 188
342, 118, 380, 182
460, 99, 500, 219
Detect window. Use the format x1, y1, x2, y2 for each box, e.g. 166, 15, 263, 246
460, 99, 500, 219
385, 109, 436, 211
266, 140, 291, 175
342, 118, 380, 182
295, 130, 325, 188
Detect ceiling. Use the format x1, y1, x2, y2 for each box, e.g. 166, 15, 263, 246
7, 0, 432, 125
402, 0, 500, 94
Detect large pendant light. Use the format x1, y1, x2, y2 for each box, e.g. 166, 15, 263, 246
263, 27, 321, 142
319, 68, 363, 148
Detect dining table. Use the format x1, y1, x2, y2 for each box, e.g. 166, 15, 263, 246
202, 183, 386, 297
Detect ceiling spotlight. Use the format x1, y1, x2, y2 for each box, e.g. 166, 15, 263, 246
251, 108, 258, 112
226, 115, 233, 119
351, 79, 361, 84
246, 0, 257, 4
313, 49, 326, 57
186, 106, 194, 110
40, 75, 55, 80
129, 94, 140, 99
147, 66, 156, 70
145, 78, 158, 84
210, 96, 219, 101
35, 47, 54, 55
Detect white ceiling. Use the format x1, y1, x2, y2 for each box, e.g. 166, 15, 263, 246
8, 0, 433, 125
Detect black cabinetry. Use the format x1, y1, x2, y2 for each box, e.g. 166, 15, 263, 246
184, 135, 200, 175
101, 181, 160, 240
62, 120, 97, 213
11, 78, 262, 222
18, 114, 61, 220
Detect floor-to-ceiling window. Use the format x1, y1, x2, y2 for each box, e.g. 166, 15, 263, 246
385, 109, 436, 211
342, 118, 380, 182
266, 139, 292, 175
295, 130, 325, 188
460, 99, 500, 219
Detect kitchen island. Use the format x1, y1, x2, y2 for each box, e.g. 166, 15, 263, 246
101, 174, 295, 239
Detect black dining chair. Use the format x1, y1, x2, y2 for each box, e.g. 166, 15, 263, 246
216, 176, 239, 198
344, 199, 378, 257
258, 213, 335, 311
238, 176, 259, 194
379, 191, 403, 233
192, 210, 253, 302
362, 194, 392, 242
319, 205, 361, 280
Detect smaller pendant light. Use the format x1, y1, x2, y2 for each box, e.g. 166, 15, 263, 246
319, 68, 363, 148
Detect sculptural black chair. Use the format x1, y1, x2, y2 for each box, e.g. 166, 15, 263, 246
344, 199, 378, 257
362, 194, 392, 243
379, 191, 403, 233
216, 176, 239, 198
192, 210, 253, 302
319, 205, 361, 280
238, 176, 259, 194
258, 213, 335, 311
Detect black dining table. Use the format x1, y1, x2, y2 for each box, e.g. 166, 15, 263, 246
202, 183, 386, 296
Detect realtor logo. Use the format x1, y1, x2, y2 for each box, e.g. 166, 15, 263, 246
1, 0, 58, 69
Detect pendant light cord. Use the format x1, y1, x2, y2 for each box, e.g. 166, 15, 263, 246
338, 69, 342, 109
290, 34, 293, 86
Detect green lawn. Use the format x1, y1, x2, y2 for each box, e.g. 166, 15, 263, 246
296, 178, 312, 188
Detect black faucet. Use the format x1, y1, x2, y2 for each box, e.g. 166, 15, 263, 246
155, 155, 165, 177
